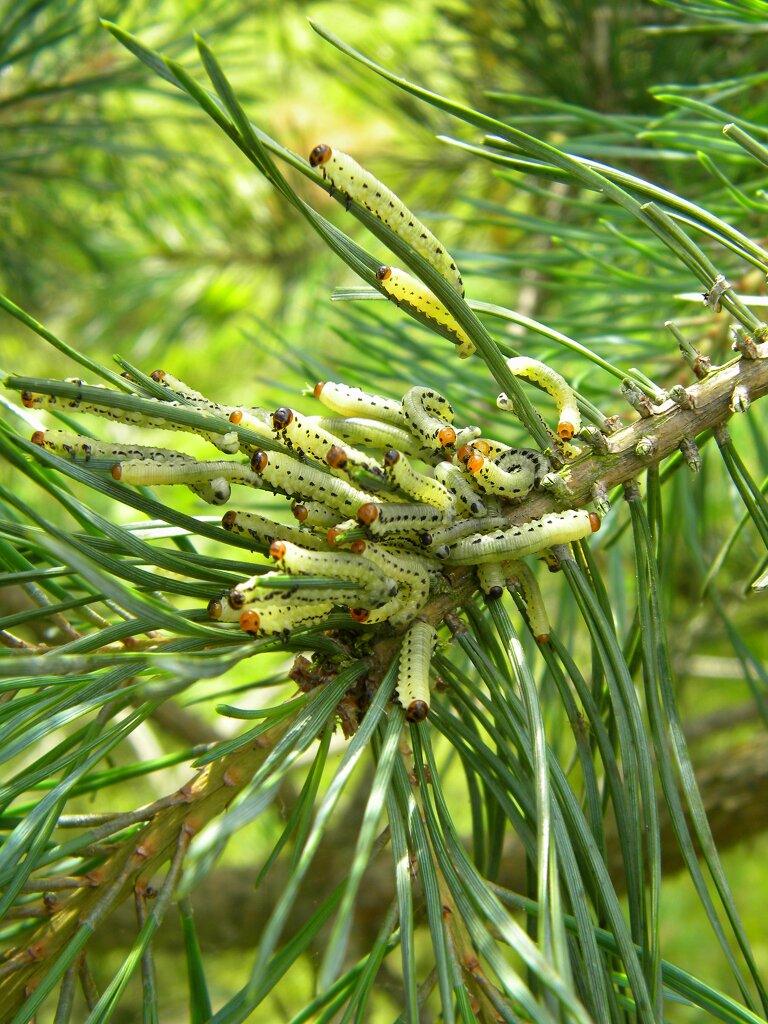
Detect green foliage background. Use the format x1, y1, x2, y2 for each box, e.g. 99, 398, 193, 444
1, 1, 767, 1021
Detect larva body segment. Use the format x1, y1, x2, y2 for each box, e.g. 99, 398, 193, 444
357, 501, 448, 536
477, 562, 506, 600
443, 510, 600, 565
228, 407, 275, 444
433, 462, 487, 517
150, 370, 238, 423
272, 408, 382, 480
402, 387, 457, 453
291, 500, 339, 530
187, 478, 231, 505
222, 509, 328, 551
504, 559, 551, 642
111, 459, 261, 488
357, 543, 433, 626
497, 356, 581, 446
253, 450, 377, 518
239, 601, 335, 637
311, 415, 419, 455
461, 449, 540, 500
396, 619, 438, 721
270, 539, 396, 601
383, 450, 453, 510
22, 389, 239, 453
308, 145, 464, 296
424, 513, 510, 557
376, 267, 475, 359
312, 382, 407, 429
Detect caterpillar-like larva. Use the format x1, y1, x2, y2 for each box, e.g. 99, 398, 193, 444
150, 369, 236, 420
504, 560, 551, 643
312, 382, 407, 429
31, 429, 194, 468
497, 356, 581, 451
308, 415, 419, 456
187, 478, 231, 505
457, 445, 543, 500
110, 458, 261, 489
22, 387, 239, 454
250, 449, 376, 518
269, 539, 397, 603
422, 513, 510, 557
308, 145, 464, 296
357, 500, 448, 536
271, 407, 383, 480
375, 267, 475, 359
443, 510, 601, 565
396, 619, 439, 721
348, 542, 433, 628
291, 500, 340, 530
228, 407, 275, 443
222, 509, 328, 551
401, 386, 457, 453
433, 462, 486, 517
239, 601, 336, 638
382, 450, 453, 510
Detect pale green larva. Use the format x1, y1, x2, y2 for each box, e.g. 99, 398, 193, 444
396, 619, 438, 722
350, 542, 433, 628
291, 500, 340, 531
382, 450, 453, 510
357, 500, 449, 536
228, 407, 275, 444
497, 356, 581, 452
401, 387, 457, 453
110, 459, 261, 489
250, 450, 377, 519
22, 387, 239, 453
221, 509, 328, 551
504, 560, 551, 642
376, 267, 475, 359
239, 601, 335, 637
187, 478, 231, 505
433, 462, 486, 517
271, 407, 382, 480
30, 430, 195, 469
311, 382, 407, 429
269, 539, 396, 602
443, 510, 601, 565
309, 415, 419, 456
476, 562, 507, 600
150, 369, 236, 419
308, 145, 464, 296
458, 447, 542, 501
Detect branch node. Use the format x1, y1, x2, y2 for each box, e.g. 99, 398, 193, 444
635, 435, 656, 459
705, 273, 731, 312
731, 325, 760, 359
578, 424, 609, 454
623, 480, 642, 502
730, 384, 751, 414
620, 379, 654, 418
679, 437, 702, 473
714, 423, 732, 447
538, 470, 573, 500
591, 481, 611, 515
669, 384, 696, 410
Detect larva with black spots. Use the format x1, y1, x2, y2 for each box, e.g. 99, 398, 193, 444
357, 500, 448, 536
291, 501, 340, 530
269, 539, 396, 602
222, 509, 328, 551
150, 369, 236, 419
308, 145, 464, 296
457, 445, 546, 500
311, 382, 407, 428
396, 620, 438, 722
31, 429, 194, 469
443, 510, 601, 565
309, 415, 419, 456
239, 601, 336, 637
504, 560, 551, 643
22, 386, 239, 453
477, 563, 507, 600
376, 267, 475, 359
250, 449, 377, 518
401, 387, 457, 453
187, 478, 231, 506
271, 407, 381, 479
433, 462, 486, 517
382, 450, 453, 510
497, 356, 581, 453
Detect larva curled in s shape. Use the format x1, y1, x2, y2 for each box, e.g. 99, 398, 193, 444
308, 144, 464, 296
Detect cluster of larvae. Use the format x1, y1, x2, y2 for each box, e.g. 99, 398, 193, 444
23, 365, 598, 720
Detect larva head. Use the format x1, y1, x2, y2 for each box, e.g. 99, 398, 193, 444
272, 407, 293, 431
486, 586, 504, 601
350, 539, 367, 555
221, 510, 238, 531
406, 700, 429, 723
31, 430, 45, 446
326, 445, 348, 470
240, 610, 261, 635
150, 369, 166, 382
557, 421, 576, 441
589, 512, 601, 533
110, 464, 123, 481
456, 444, 473, 466
327, 526, 342, 546
229, 409, 243, 424
270, 540, 287, 561
535, 632, 551, 644
419, 532, 433, 547
376, 266, 392, 283
228, 589, 245, 609
466, 453, 484, 475
313, 382, 325, 399
438, 426, 456, 450
357, 503, 379, 526
350, 608, 370, 623
291, 503, 308, 522
309, 144, 332, 167
473, 439, 491, 455
383, 449, 400, 468
21, 391, 36, 408
207, 598, 223, 620
251, 450, 269, 474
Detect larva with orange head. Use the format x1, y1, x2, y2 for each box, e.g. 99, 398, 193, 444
376, 267, 475, 358
497, 357, 581, 453
308, 145, 463, 296
382, 450, 453, 510
443, 510, 601, 565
